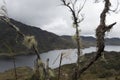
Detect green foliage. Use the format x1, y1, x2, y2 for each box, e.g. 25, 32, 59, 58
97, 70, 114, 78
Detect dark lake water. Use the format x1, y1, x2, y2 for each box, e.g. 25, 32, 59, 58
0, 45, 120, 72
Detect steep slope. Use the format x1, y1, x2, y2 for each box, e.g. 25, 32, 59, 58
0, 19, 75, 55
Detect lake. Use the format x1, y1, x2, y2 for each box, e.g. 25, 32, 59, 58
0, 45, 120, 72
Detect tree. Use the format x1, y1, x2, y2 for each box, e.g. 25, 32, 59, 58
0, 0, 119, 80
61, 0, 86, 80
75, 0, 117, 79
0, 1, 46, 80
3, 43, 18, 80
61, 0, 118, 80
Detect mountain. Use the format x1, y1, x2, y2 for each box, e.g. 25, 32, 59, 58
0, 19, 120, 56
105, 38, 120, 45
61, 35, 96, 47
61, 35, 120, 47
0, 19, 75, 56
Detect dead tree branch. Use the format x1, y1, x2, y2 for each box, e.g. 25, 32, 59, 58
75, 0, 117, 79
58, 53, 63, 80
0, 16, 45, 80
61, 0, 86, 65
61, 0, 86, 80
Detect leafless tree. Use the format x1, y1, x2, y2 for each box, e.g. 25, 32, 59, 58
58, 53, 63, 80
0, 0, 119, 80
61, 0, 86, 80
0, 1, 46, 79
4, 43, 18, 80
74, 0, 117, 79
61, 0, 119, 80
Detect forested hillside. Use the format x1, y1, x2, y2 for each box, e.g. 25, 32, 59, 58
0, 19, 75, 55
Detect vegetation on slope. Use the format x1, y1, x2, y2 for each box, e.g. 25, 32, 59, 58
0, 51, 120, 80
0, 19, 75, 56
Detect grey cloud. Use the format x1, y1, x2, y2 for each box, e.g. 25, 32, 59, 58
6, 0, 63, 25
3, 0, 120, 37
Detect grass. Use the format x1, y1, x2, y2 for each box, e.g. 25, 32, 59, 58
0, 66, 33, 80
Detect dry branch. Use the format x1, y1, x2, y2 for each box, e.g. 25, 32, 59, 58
61, 0, 86, 80
58, 53, 63, 80
75, 0, 117, 79
0, 16, 46, 80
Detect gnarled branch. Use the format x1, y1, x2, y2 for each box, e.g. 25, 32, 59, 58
75, 0, 117, 79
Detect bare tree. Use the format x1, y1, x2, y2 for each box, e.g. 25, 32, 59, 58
61, 0, 119, 80
0, 1, 46, 80
1, 17, 47, 80
61, 0, 86, 80
58, 53, 63, 80
4, 43, 18, 80
61, 0, 86, 79
0, 0, 119, 80
74, 0, 117, 79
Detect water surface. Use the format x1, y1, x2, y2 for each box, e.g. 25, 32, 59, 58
0, 45, 120, 72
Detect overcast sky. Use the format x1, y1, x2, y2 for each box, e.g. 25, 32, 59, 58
1, 0, 120, 37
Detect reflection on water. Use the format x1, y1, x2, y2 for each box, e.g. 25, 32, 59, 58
0, 45, 120, 72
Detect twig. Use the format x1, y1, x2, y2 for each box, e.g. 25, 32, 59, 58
58, 53, 63, 80
61, 0, 86, 80
4, 43, 17, 80
0, 16, 45, 80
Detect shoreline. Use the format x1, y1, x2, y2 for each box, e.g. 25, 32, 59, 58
0, 51, 120, 80
0, 47, 78, 59
0, 51, 120, 72
0, 45, 119, 59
